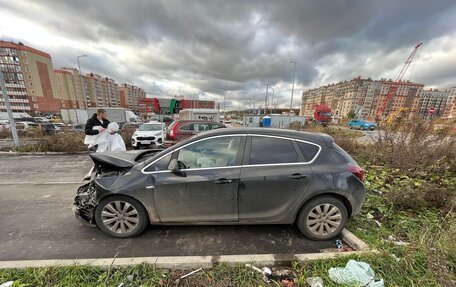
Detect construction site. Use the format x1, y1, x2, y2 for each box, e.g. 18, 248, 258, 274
300, 43, 456, 124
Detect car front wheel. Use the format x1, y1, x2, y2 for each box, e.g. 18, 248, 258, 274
95, 195, 149, 238
296, 196, 348, 240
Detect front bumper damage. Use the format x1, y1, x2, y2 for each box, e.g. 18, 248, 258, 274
73, 183, 97, 226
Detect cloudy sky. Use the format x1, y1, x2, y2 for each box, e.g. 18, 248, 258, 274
1, 0, 455, 109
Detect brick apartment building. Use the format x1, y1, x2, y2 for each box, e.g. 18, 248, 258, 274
442, 87, 456, 119
119, 84, 146, 113
54, 68, 87, 109
0, 41, 60, 114
418, 89, 450, 117
1, 41, 147, 115
301, 77, 425, 118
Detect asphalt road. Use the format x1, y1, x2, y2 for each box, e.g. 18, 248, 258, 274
0, 155, 337, 261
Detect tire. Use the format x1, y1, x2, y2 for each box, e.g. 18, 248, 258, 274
296, 196, 348, 240
133, 145, 140, 150
95, 195, 149, 238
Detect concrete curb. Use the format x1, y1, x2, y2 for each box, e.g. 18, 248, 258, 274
0, 229, 374, 269
340, 229, 370, 251
0, 251, 376, 270
0, 151, 90, 156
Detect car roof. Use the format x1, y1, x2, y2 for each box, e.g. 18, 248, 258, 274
194, 127, 332, 146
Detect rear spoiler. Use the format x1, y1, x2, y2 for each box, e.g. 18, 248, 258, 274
321, 134, 334, 148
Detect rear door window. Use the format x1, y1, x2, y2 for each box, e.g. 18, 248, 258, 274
179, 124, 194, 131
194, 123, 211, 132
249, 136, 298, 165
297, 141, 320, 162
211, 123, 223, 129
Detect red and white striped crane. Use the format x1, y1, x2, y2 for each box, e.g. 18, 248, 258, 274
376, 42, 423, 119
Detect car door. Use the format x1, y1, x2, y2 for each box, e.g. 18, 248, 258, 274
152, 135, 245, 222
238, 135, 313, 222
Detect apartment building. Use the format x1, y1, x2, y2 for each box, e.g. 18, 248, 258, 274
119, 84, 146, 113
82, 73, 119, 108
374, 80, 423, 116
0, 41, 60, 114
54, 68, 87, 109
301, 77, 424, 118
417, 89, 449, 117
441, 87, 456, 119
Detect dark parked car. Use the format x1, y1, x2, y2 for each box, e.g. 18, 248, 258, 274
70, 124, 85, 133
164, 120, 225, 146
73, 128, 365, 240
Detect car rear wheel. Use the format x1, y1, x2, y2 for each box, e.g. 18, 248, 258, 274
296, 196, 348, 240
95, 195, 149, 238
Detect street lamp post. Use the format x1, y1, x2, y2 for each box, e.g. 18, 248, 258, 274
0, 68, 19, 146
77, 55, 88, 109
264, 81, 269, 115
269, 87, 276, 113
289, 61, 297, 115
223, 92, 227, 115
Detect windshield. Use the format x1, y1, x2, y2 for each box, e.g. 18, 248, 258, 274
320, 112, 332, 117
139, 124, 162, 131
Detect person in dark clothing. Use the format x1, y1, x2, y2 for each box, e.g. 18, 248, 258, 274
85, 109, 110, 135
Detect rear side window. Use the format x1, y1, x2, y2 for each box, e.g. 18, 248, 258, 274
179, 124, 193, 131
297, 142, 320, 162
249, 137, 298, 164
211, 123, 223, 129
194, 123, 211, 132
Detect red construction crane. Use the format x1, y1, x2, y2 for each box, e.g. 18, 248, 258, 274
376, 42, 423, 119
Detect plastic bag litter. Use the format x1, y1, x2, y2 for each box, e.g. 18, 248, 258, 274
306, 277, 324, 287
0, 282, 14, 287
328, 260, 384, 287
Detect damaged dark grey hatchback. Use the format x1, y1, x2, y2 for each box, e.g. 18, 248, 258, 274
73, 128, 365, 240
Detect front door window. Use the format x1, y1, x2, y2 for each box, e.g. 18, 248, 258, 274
177, 136, 241, 169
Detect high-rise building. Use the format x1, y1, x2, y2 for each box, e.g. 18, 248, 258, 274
442, 87, 456, 119
54, 68, 86, 109
0, 41, 60, 114
418, 89, 449, 117
301, 77, 424, 118
82, 73, 119, 108
119, 84, 146, 113
374, 80, 423, 116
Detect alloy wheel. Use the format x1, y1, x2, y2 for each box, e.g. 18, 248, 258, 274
101, 200, 139, 234
306, 203, 342, 236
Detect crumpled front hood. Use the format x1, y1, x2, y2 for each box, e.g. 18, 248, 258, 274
89, 150, 152, 168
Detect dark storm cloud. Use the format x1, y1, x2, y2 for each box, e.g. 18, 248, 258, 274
1, 0, 455, 108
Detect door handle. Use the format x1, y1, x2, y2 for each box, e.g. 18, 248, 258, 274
289, 173, 307, 180
214, 178, 233, 184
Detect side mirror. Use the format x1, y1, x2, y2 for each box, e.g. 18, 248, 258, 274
168, 158, 180, 174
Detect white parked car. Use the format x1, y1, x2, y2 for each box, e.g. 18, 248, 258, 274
131, 122, 166, 149
34, 117, 49, 123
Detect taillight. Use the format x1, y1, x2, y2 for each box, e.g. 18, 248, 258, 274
168, 126, 176, 140
346, 163, 364, 181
